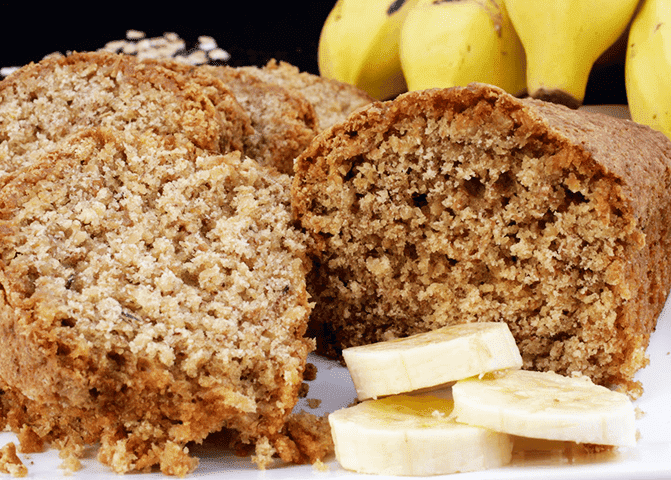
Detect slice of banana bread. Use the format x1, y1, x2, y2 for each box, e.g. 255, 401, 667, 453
0, 127, 313, 474
240, 60, 374, 131
0, 51, 251, 182
292, 83, 671, 398
199, 64, 320, 174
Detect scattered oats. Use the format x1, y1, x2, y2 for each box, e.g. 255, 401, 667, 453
176, 49, 209, 66
312, 458, 329, 472
137, 47, 171, 60
164, 32, 180, 42
307, 398, 322, 409
121, 42, 138, 55
635, 406, 645, 419
101, 40, 127, 53
198, 35, 217, 51
189, 49, 209, 64
208, 48, 231, 62
141, 37, 184, 59
0, 66, 19, 78
135, 38, 153, 51
126, 29, 146, 40
298, 382, 310, 398
2, 32, 233, 73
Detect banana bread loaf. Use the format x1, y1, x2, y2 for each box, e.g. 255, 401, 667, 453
292, 83, 671, 398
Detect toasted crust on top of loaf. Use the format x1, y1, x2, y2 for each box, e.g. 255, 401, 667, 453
292, 83, 671, 398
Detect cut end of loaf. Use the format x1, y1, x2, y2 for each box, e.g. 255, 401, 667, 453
293, 83, 671, 398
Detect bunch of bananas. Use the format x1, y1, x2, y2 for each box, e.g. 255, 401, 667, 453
319, 0, 671, 142
626, 0, 671, 140
318, 0, 527, 101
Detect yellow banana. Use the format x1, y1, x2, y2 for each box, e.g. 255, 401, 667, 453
399, 0, 527, 96
318, 0, 421, 100
343, 322, 522, 401
503, 0, 640, 108
453, 370, 637, 447
329, 393, 514, 476
626, 0, 671, 140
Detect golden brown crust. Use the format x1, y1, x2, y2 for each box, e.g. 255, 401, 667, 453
522, 96, 671, 224
531, 88, 582, 110
292, 83, 671, 397
0, 127, 313, 473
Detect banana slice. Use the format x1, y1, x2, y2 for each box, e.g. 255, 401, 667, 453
328, 392, 513, 476
343, 322, 523, 400
452, 369, 637, 447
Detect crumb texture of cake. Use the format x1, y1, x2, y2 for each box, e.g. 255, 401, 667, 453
0, 443, 27, 478
0, 126, 313, 474
200, 64, 320, 175
292, 83, 671, 398
0, 51, 252, 182
240, 60, 374, 131
142, 58, 370, 175
272, 411, 335, 466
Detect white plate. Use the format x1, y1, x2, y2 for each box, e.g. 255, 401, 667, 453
3, 293, 670, 479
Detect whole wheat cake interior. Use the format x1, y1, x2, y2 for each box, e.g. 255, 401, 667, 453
238, 60, 375, 132
0, 50, 343, 475
292, 83, 671, 398
199, 63, 320, 175
0, 127, 315, 474
0, 50, 252, 184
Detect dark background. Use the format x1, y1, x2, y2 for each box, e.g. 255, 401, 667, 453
0, 5, 335, 76
0, 3, 627, 105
